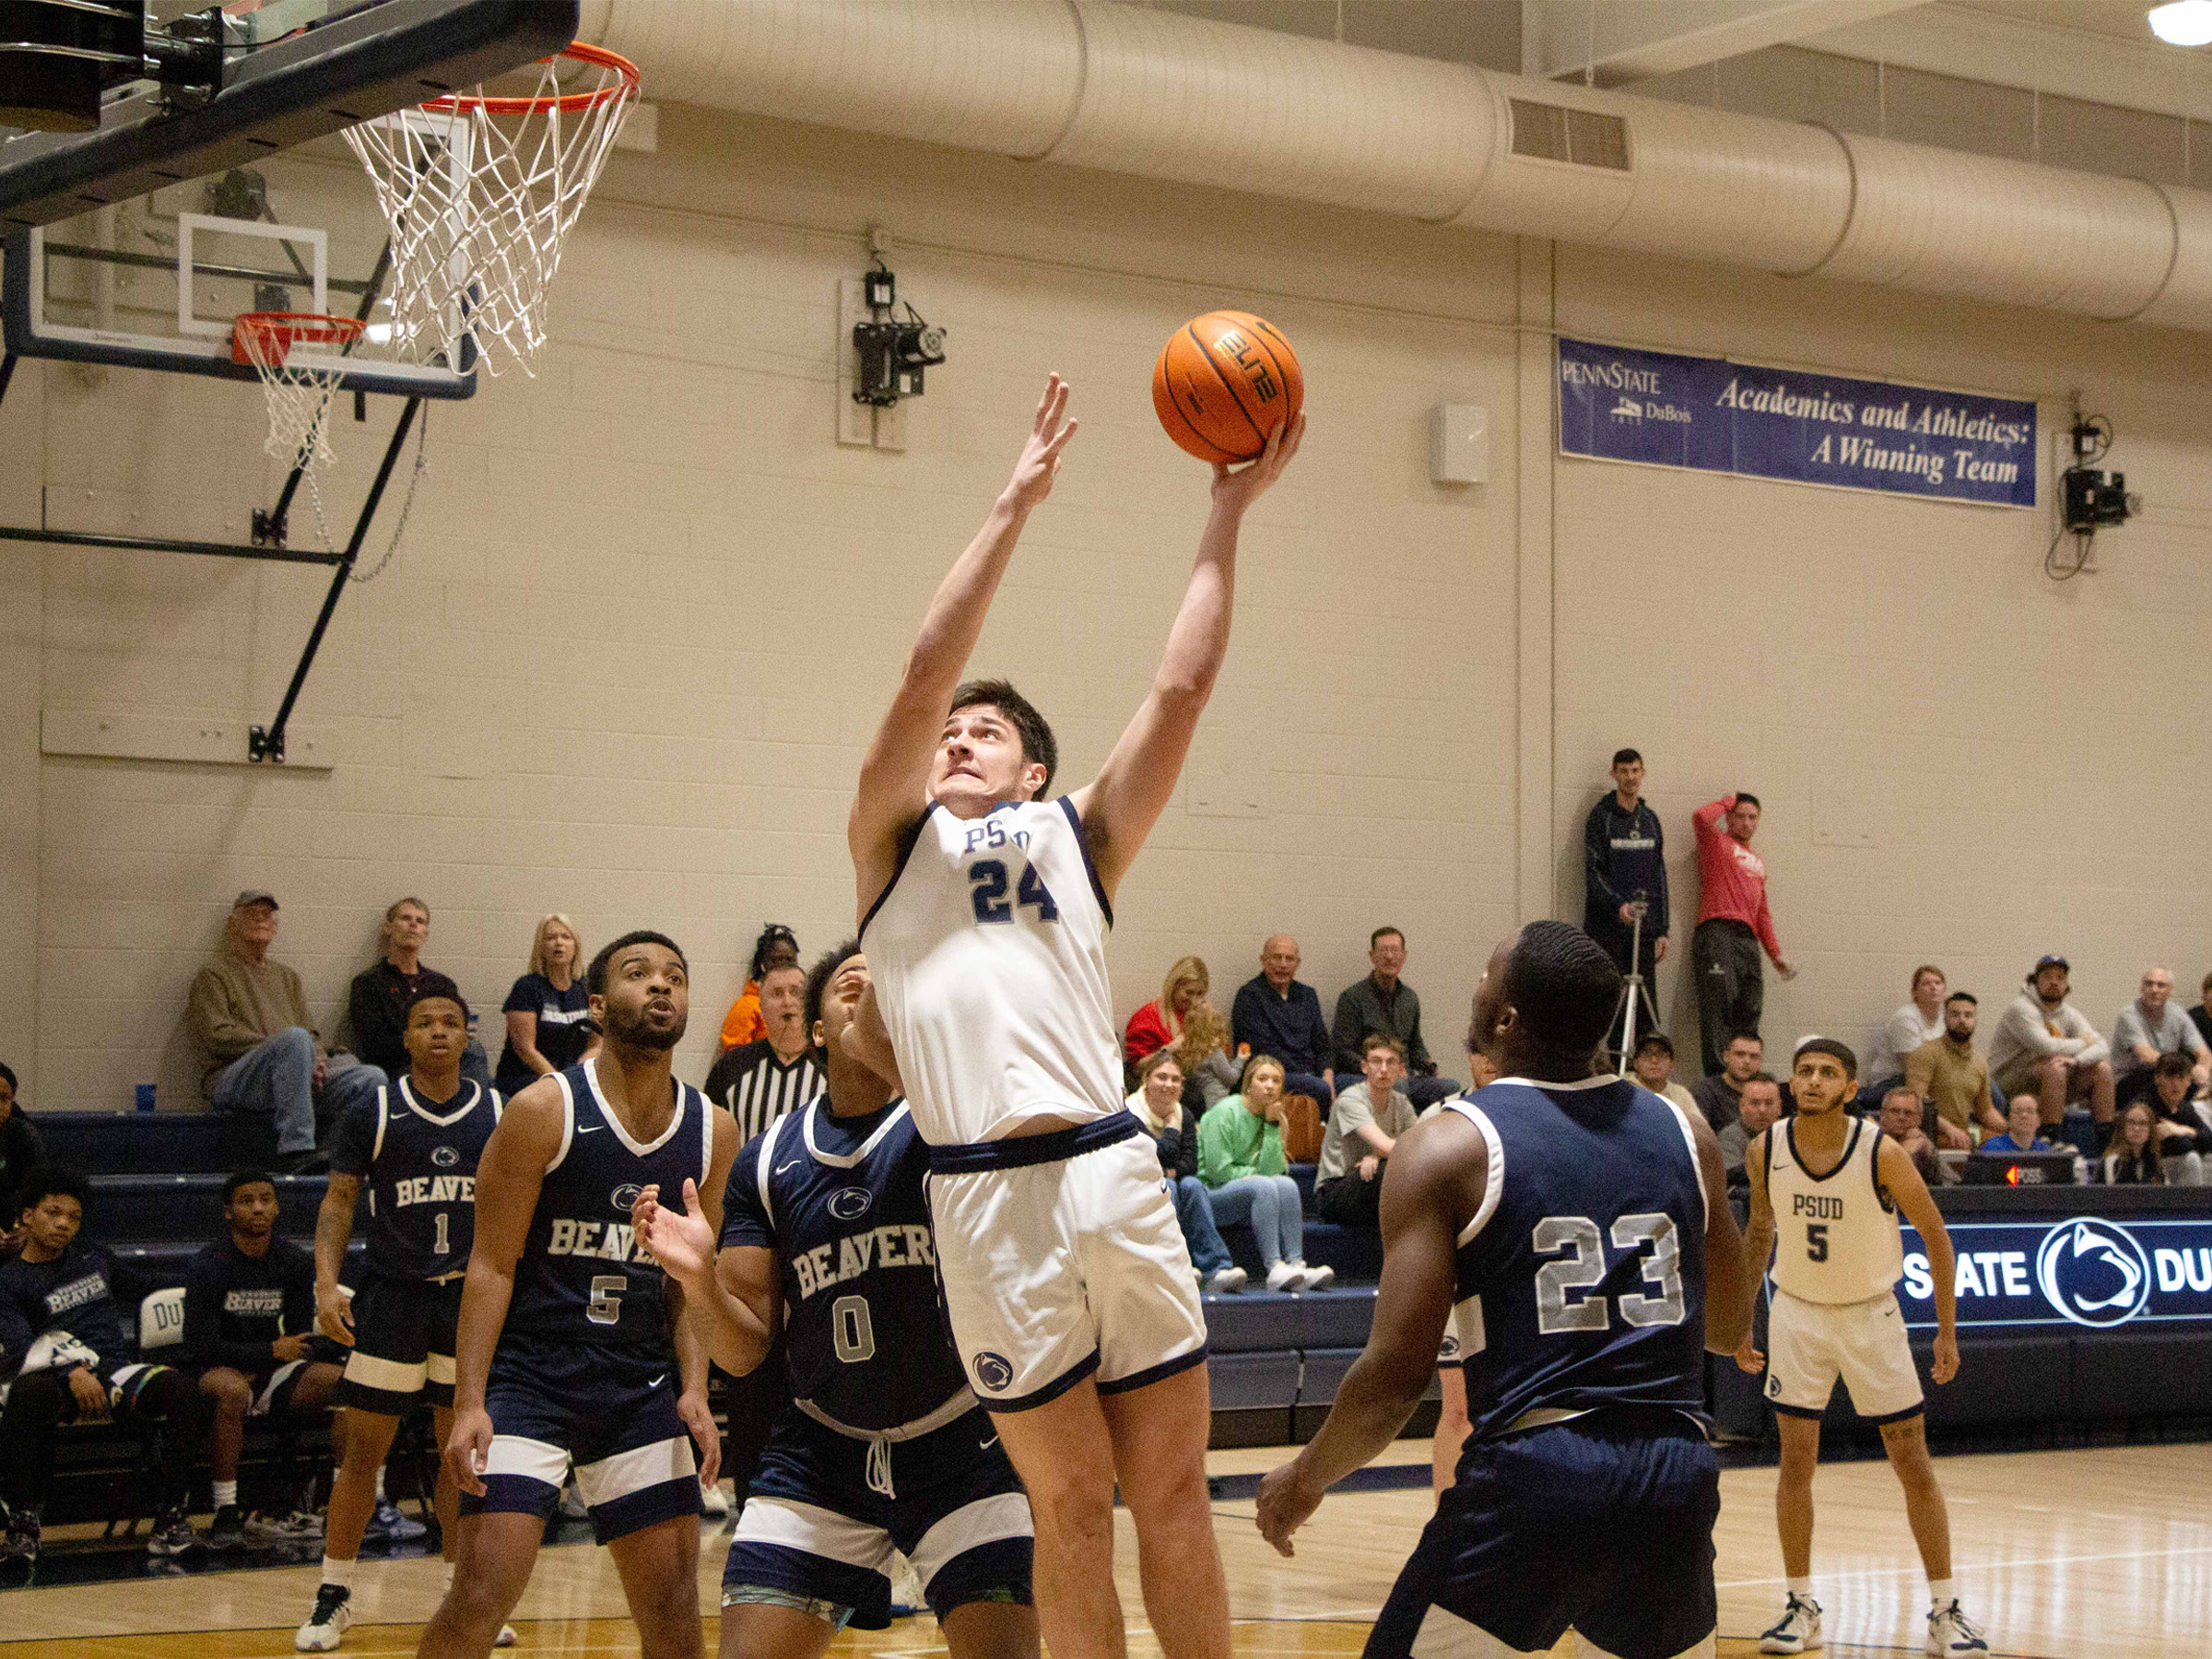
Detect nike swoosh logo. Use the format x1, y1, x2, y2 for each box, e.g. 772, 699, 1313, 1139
774, 1160, 800, 1175
648, 1373, 667, 1388
575, 1124, 605, 1135
978, 1435, 998, 1450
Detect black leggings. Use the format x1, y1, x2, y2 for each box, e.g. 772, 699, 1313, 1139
0, 1365, 199, 1517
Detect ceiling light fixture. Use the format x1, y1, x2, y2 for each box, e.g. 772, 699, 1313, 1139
2149, 2, 2212, 46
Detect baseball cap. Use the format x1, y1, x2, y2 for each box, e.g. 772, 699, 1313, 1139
232, 889, 278, 910
2031, 953, 2069, 977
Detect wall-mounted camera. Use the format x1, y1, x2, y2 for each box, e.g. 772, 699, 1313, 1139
852, 261, 947, 407
2060, 416, 2139, 533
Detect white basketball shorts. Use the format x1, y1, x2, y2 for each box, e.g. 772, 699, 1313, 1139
1764, 1287, 1924, 1424
926, 1114, 1207, 1410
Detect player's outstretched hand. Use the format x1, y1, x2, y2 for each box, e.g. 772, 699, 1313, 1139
1735, 1335, 1766, 1375
315, 1282, 356, 1347
1254, 1459, 1324, 1558
1002, 374, 1078, 513
636, 1178, 716, 1288
1211, 408, 1306, 515
677, 1388, 723, 1491
446, 1402, 496, 1498
1932, 1329, 1959, 1385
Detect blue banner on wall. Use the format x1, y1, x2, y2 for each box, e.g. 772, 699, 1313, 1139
1558, 337, 2037, 508
1897, 1217, 2212, 1330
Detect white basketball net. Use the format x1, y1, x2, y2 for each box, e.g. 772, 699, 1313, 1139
232, 314, 362, 472
342, 45, 638, 377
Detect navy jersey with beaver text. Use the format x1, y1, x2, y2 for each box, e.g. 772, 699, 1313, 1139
1443, 1076, 1709, 1443
721, 1098, 969, 1434
504, 1059, 712, 1357
329, 1077, 502, 1281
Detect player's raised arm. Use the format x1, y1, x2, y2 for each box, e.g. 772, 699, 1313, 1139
1070, 410, 1305, 899
446, 1077, 564, 1496
1255, 1110, 1466, 1556
1878, 1135, 1960, 1384
849, 376, 1079, 912
1685, 1110, 1755, 1354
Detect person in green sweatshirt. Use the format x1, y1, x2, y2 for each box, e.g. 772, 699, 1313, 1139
1197, 1054, 1332, 1291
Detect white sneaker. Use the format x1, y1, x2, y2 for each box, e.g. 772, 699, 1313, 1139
1294, 1262, 1335, 1290
888, 1552, 924, 1618
296, 1584, 351, 1652
495, 1625, 517, 1648
1759, 1593, 1823, 1653
1265, 1261, 1303, 1291
1206, 1265, 1248, 1294
557, 1477, 589, 1520
1926, 1601, 1988, 1655
700, 1480, 732, 1517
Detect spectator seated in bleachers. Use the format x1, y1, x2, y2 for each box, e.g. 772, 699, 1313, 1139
1629, 1032, 1701, 1119
1330, 927, 1458, 1110
1691, 1030, 1764, 1133
2112, 966, 2211, 1109
2145, 1051, 2209, 1186
1979, 1095, 2057, 1158
346, 898, 490, 1092
1716, 1073, 1783, 1190
0, 1167, 200, 1564
494, 913, 597, 1096
1872, 965, 1948, 1089
1171, 998, 1241, 1114
190, 891, 382, 1175
1989, 954, 2114, 1139
1231, 935, 1335, 1106
1127, 1049, 1245, 1294
1877, 1087, 1946, 1187
1312, 1034, 1418, 1231
1197, 1054, 1331, 1291
716, 922, 799, 1053
2101, 1102, 2166, 1186
0, 1063, 46, 1254
1905, 992, 2006, 1148
184, 1171, 342, 1550
1124, 955, 1209, 1069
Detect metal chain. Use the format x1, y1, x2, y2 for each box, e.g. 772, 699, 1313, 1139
300, 406, 431, 583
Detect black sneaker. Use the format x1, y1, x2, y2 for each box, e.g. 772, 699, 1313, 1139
0, 1509, 38, 1565
207, 1503, 247, 1550
146, 1506, 198, 1557
276, 1148, 330, 1176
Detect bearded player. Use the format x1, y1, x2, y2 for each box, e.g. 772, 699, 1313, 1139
844, 375, 1302, 1659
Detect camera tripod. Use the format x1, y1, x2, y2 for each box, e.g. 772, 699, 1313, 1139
1606, 900, 1664, 1077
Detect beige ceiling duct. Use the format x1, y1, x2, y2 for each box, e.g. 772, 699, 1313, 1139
578, 0, 2212, 333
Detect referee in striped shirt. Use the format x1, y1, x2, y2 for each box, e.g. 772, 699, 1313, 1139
702, 958, 823, 1140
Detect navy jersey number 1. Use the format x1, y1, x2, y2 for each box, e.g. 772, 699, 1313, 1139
970, 860, 1060, 925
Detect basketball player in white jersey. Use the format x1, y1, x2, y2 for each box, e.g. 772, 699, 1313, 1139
844, 374, 1302, 1659
1736, 1038, 1987, 1656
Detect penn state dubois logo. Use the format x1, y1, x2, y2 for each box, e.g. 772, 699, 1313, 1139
971, 1351, 1016, 1393
432, 1146, 460, 1169
611, 1182, 645, 1215
2034, 1218, 2151, 1328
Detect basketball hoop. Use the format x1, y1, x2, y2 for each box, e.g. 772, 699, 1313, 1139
231, 312, 366, 471
342, 42, 640, 377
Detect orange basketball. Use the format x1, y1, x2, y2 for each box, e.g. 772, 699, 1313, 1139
1151, 310, 1303, 464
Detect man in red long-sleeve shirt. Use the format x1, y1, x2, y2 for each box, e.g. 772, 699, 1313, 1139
1690, 793, 1794, 1075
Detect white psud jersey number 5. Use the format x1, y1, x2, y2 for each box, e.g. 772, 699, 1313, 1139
1532, 1213, 1685, 1334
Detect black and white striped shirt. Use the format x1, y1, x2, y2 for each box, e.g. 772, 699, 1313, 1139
704, 1039, 828, 1143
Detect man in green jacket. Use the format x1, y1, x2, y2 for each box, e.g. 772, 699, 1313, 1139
188, 891, 381, 1174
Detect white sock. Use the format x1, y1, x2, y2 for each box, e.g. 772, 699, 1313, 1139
213, 1479, 239, 1510
1787, 1576, 1815, 1602
373, 1467, 388, 1500
1929, 1577, 1956, 1609
321, 1557, 354, 1592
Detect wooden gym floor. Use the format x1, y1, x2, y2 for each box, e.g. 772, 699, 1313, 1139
3, 1440, 2205, 1656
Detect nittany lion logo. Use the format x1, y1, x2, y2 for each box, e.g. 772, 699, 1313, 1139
828, 1187, 873, 1221
972, 1351, 1016, 1393
610, 1182, 645, 1215
2034, 1218, 2151, 1329
431, 1146, 460, 1169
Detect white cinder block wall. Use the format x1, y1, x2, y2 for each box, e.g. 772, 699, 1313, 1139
6, 105, 2212, 1113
